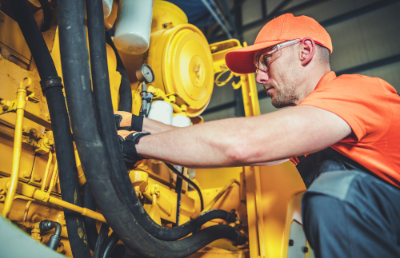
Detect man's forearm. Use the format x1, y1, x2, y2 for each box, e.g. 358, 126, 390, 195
137, 118, 241, 168
142, 118, 176, 134
135, 106, 351, 168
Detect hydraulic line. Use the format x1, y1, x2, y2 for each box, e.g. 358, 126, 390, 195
102, 232, 121, 258
174, 166, 184, 226
85, 0, 237, 241
94, 224, 109, 258
105, 32, 132, 112
82, 183, 99, 251
39, 220, 61, 250
59, 1, 246, 256
166, 162, 204, 211
8, 1, 91, 258
38, 0, 53, 32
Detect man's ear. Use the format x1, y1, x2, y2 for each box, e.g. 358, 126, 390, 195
299, 38, 315, 66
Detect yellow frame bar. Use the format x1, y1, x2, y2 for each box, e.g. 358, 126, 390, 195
2, 85, 27, 218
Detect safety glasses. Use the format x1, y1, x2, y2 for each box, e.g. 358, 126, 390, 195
253, 39, 301, 73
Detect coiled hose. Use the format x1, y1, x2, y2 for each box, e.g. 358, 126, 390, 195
59, 0, 246, 257
9, 1, 91, 257
86, 0, 238, 241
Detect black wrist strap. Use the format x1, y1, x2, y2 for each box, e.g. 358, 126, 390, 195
122, 132, 149, 159
118, 132, 150, 169
114, 114, 143, 132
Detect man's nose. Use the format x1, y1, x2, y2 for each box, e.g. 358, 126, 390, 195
255, 70, 269, 84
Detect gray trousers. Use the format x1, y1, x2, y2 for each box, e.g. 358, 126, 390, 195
302, 170, 400, 258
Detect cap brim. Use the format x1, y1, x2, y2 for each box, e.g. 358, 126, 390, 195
226, 40, 285, 74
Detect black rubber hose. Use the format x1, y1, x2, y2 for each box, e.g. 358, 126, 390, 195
102, 232, 120, 258
105, 32, 132, 112
166, 162, 204, 211
108, 245, 127, 258
39, 220, 62, 250
85, 0, 236, 241
86, 0, 128, 202
59, 0, 247, 256
174, 167, 184, 226
9, 1, 91, 258
82, 183, 98, 251
94, 224, 109, 258
38, 0, 53, 31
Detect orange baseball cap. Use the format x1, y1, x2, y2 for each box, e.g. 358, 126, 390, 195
226, 13, 332, 74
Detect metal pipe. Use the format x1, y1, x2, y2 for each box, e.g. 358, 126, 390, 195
32, 190, 106, 223
41, 152, 53, 191
240, 0, 329, 33
2, 85, 27, 218
23, 200, 33, 222
200, 0, 233, 39
268, 0, 293, 18
47, 160, 58, 194
208, 0, 233, 31
15, 193, 106, 223
202, 179, 240, 213
220, 0, 239, 38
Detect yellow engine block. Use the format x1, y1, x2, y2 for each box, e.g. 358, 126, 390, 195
0, 1, 310, 258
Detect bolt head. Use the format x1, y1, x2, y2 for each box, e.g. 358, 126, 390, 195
33, 176, 42, 182
22, 171, 31, 178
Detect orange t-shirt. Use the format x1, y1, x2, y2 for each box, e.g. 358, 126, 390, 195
291, 71, 400, 188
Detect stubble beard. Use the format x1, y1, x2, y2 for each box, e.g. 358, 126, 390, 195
268, 83, 298, 108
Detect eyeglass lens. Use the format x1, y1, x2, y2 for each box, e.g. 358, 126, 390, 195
255, 48, 282, 73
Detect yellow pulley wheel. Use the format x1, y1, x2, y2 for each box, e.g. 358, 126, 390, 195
151, 24, 214, 117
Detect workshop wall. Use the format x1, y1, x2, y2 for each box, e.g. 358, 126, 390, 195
203, 0, 400, 121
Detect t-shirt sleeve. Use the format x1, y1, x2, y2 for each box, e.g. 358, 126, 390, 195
298, 75, 394, 142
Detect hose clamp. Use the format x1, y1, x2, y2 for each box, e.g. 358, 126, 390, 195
41, 77, 63, 92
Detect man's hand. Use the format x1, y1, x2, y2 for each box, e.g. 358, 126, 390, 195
114, 111, 143, 132
117, 130, 150, 169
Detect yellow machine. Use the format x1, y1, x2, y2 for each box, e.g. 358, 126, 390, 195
0, 0, 311, 257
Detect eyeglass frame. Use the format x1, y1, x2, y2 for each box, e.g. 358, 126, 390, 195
253, 39, 301, 73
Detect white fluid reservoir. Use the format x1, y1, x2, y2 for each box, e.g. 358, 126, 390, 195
102, 0, 113, 18
114, 0, 153, 54
172, 115, 191, 127
148, 101, 173, 125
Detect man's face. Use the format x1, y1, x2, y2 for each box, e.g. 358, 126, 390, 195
255, 44, 302, 108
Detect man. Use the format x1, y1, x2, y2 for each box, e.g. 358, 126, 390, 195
115, 14, 400, 257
